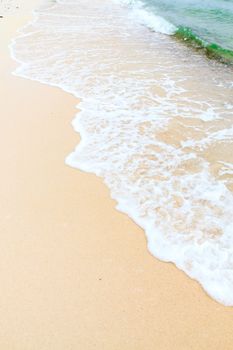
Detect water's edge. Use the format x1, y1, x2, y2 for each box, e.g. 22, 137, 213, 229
10, 0, 233, 306
117, 0, 233, 64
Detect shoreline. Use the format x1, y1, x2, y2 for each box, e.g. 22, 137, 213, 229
1, 1, 233, 349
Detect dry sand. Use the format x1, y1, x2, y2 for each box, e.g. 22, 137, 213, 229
0, 1, 233, 349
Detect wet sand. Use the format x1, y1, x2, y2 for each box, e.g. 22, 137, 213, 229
1, 1, 233, 349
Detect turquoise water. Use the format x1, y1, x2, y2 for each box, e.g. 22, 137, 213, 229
141, 0, 233, 62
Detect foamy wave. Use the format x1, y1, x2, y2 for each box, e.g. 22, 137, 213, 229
10, 0, 233, 305
114, 0, 176, 35
131, 8, 176, 35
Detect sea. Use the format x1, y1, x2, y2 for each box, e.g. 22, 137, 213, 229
11, 0, 233, 305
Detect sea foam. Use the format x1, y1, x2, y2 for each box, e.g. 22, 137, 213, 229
115, 0, 176, 35
10, 0, 233, 305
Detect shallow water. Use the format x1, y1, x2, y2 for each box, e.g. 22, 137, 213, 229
121, 0, 233, 62
11, 0, 233, 305
143, 0, 233, 49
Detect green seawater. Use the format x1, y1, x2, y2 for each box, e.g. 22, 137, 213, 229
142, 0, 233, 63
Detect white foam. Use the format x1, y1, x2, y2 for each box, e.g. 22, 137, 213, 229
10, 0, 233, 305
130, 8, 176, 35
114, 0, 177, 35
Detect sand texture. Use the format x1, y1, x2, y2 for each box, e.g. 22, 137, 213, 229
0, 1, 233, 349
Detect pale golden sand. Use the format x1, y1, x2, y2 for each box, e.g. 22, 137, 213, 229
0, 1, 233, 349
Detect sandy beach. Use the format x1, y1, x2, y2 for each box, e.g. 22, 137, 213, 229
1, 0, 233, 349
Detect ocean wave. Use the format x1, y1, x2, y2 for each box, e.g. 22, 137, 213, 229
116, 0, 233, 64
115, 0, 177, 35
131, 7, 176, 35
175, 27, 233, 64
